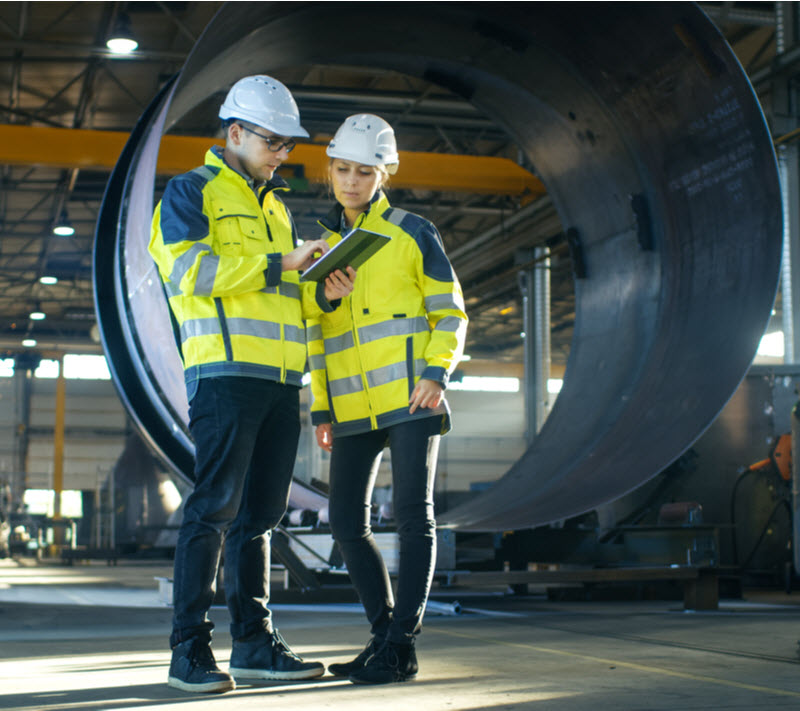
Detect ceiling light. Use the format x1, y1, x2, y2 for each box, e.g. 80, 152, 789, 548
29, 311, 46, 321
22, 339, 37, 348
53, 210, 74, 237
40, 276, 58, 285
106, 13, 138, 54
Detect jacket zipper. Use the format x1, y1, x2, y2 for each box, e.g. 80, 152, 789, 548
349, 213, 377, 428
259, 184, 286, 381
258, 186, 274, 242
349, 295, 377, 430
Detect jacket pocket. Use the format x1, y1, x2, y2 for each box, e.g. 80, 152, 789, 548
214, 213, 262, 255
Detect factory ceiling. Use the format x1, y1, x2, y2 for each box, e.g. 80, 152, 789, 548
0, 1, 785, 368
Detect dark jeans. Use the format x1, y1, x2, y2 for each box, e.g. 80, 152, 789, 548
170, 377, 300, 647
328, 416, 442, 644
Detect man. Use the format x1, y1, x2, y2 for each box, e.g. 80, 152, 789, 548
149, 75, 354, 693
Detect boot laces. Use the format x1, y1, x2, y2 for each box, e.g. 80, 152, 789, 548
189, 639, 217, 672
372, 640, 401, 671
271, 629, 302, 661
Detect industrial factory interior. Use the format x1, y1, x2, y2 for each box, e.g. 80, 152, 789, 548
3, 1, 800, 709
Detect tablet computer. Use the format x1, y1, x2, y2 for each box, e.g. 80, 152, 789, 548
300, 228, 391, 282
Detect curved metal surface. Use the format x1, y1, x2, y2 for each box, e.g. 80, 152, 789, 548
93, 2, 782, 530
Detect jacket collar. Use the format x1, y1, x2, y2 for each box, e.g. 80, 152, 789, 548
319, 190, 388, 232
206, 145, 289, 193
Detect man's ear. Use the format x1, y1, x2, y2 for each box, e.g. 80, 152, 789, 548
227, 123, 243, 147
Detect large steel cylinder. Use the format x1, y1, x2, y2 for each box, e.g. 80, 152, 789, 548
93, 2, 782, 530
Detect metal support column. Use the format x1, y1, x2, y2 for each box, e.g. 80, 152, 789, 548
533, 246, 552, 424
775, 2, 800, 362
52, 354, 66, 530
773, 2, 800, 577
518, 247, 551, 443
11, 354, 37, 511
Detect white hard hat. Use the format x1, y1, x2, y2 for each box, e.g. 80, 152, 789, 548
326, 114, 399, 174
219, 75, 309, 138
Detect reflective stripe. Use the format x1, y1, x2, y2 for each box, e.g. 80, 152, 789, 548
284, 324, 305, 345
329, 373, 364, 398
164, 281, 182, 298
364, 358, 426, 388
309, 354, 326, 371
358, 316, 428, 345
285, 369, 304, 388
170, 243, 213, 286
384, 207, 410, 226
192, 165, 218, 183
325, 331, 355, 354
226, 318, 281, 340
195, 254, 220, 296
425, 294, 461, 312
366, 361, 407, 388
197, 318, 303, 344
435, 316, 464, 333
307, 324, 323, 342
181, 317, 221, 340
280, 282, 300, 301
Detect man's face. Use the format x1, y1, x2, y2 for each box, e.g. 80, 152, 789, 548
229, 123, 293, 182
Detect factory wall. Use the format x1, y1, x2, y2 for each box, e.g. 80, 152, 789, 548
0, 374, 128, 502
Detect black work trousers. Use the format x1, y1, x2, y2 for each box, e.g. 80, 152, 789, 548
170, 376, 300, 647
328, 415, 442, 644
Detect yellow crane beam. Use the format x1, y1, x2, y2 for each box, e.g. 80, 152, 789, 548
0, 124, 545, 198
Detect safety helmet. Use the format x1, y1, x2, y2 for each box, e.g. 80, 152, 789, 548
219, 75, 309, 138
326, 114, 399, 174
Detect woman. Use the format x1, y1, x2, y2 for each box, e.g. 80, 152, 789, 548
306, 114, 468, 685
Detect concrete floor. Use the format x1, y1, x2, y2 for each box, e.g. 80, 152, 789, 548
1, 558, 800, 710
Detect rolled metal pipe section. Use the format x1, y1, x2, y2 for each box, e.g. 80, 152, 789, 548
93, 3, 782, 530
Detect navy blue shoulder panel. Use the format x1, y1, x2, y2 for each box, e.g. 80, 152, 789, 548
159, 165, 221, 245
382, 207, 454, 282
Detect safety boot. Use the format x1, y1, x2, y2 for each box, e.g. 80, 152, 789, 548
348, 639, 418, 684
328, 636, 383, 677
229, 628, 325, 681
167, 637, 235, 693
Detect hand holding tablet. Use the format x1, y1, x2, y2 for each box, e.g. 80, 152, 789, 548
300, 228, 391, 282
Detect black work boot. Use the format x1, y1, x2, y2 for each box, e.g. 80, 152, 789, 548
328, 637, 383, 677
167, 637, 235, 693
229, 628, 325, 681
348, 639, 418, 685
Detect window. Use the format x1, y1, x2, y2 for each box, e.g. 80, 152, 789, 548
34, 355, 112, 380
448, 376, 520, 393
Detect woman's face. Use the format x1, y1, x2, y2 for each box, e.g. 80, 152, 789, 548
329, 159, 384, 213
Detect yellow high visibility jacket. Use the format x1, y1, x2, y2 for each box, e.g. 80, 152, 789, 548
305, 192, 468, 436
149, 146, 328, 398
